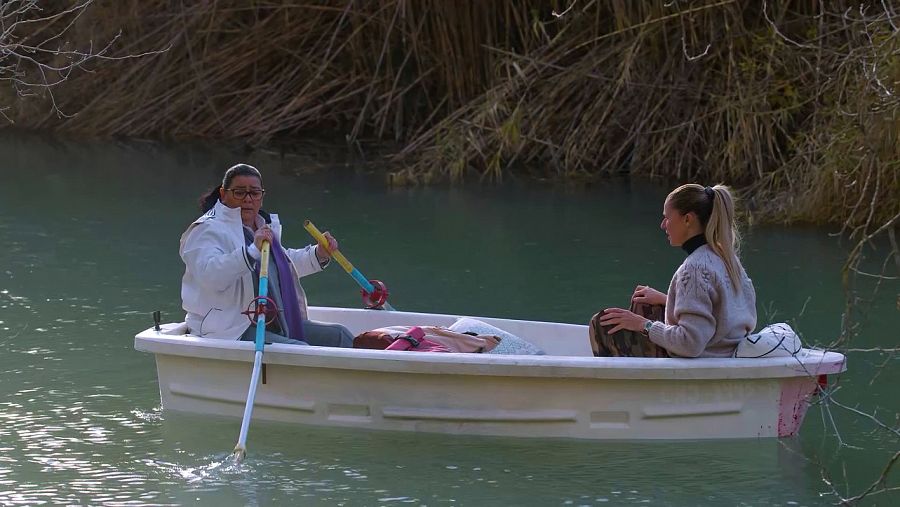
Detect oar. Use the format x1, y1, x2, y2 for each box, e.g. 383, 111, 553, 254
303, 220, 394, 311
232, 240, 271, 462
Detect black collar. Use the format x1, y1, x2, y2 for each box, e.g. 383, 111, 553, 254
682, 234, 707, 255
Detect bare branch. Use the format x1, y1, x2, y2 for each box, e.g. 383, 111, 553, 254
762, 0, 818, 49
681, 36, 711, 61
821, 391, 900, 439
840, 450, 900, 505
551, 1, 578, 19
0, 0, 168, 121
882, 0, 899, 31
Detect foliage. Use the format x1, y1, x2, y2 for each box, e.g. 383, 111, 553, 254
5, 1, 896, 231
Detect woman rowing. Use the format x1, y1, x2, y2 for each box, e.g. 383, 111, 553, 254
180, 163, 353, 347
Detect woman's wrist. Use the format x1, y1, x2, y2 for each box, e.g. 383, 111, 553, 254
315, 245, 330, 266
641, 319, 653, 336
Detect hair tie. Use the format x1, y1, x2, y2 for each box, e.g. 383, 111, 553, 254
704, 186, 714, 200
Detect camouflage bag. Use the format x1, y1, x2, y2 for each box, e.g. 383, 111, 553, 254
589, 302, 670, 358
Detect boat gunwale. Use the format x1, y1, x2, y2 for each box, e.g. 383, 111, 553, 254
135, 330, 846, 382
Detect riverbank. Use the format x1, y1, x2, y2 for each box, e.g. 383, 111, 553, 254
3, 2, 898, 230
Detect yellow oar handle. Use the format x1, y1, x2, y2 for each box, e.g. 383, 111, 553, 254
304, 220, 379, 297
304, 220, 354, 273
259, 241, 271, 278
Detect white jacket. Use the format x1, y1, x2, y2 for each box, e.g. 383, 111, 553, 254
179, 200, 324, 339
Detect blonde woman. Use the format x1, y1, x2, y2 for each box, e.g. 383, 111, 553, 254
591, 184, 757, 358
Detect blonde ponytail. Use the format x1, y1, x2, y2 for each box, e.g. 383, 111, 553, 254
667, 183, 743, 293
704, 186, 742, 292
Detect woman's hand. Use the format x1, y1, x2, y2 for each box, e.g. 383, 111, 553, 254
597, 308, 649, 334
253, 226, 274, 251
316, 231, 339, 263
631, 285, 667, 306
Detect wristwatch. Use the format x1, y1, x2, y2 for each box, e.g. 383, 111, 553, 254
642, 320, 654, 336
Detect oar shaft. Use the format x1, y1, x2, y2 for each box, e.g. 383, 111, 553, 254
253, 242, 271, 352
259, 241, 271, 277
304, 220, 375, 294
235, 350, 263, 452
234, 241, 271, 458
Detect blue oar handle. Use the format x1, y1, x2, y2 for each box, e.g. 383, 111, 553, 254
253, 253, 271, 352
350, 269, 375, 294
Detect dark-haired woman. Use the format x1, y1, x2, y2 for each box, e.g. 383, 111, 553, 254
180, 163, 353, 347
591, 184, 757, 358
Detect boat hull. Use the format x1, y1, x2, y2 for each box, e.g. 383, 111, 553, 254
135, 307, 846, 440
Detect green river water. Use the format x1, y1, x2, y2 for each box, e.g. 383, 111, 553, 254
0, 131, 897, 506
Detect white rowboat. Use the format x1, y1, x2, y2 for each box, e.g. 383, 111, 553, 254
135, 306, 846, 440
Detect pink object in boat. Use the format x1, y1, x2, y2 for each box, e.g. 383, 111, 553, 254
385, 326, 450, 352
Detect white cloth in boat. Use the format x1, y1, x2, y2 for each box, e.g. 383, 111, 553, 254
449, 317, 545, 355
734, 322, 802, 358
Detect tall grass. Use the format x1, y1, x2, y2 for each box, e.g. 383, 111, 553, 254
6, 0, 899, 231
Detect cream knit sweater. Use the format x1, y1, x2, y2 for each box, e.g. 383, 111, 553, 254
647, 244, 757, 358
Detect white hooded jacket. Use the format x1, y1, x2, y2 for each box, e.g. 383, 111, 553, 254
179, 200, 324, 339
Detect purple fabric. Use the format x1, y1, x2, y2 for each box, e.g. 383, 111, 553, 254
270, 236, 305, 342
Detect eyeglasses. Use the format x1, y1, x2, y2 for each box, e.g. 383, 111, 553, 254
226, 188, 266, 200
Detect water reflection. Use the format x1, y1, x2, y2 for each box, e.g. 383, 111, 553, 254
135, 412, 824, 506
4, 395, 827, 505
0, 130, 896, 505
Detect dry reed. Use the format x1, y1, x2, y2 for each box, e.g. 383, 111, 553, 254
4, 0, 898, 234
